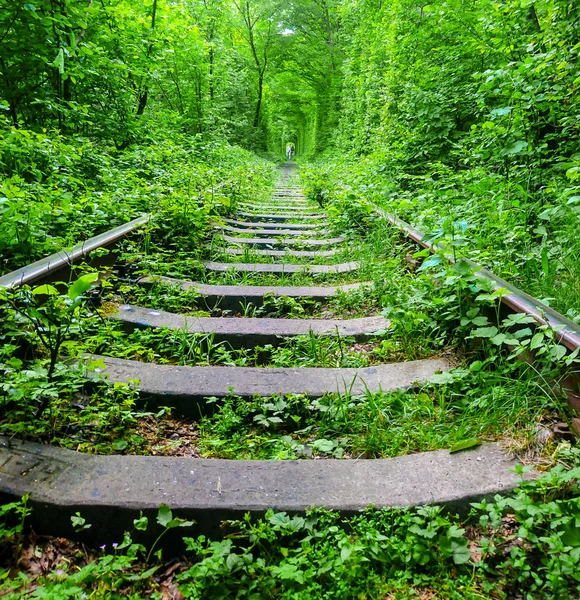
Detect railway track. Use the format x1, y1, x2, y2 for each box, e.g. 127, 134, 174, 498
0, 163, 578, 541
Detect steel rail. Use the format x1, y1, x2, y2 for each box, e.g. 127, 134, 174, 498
376, 207, 580, 352
0, 214, 151, 289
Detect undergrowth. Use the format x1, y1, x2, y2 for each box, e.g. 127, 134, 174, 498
0, 129, 276, 276
1, 222, 578, 460
300, 152, 580, 321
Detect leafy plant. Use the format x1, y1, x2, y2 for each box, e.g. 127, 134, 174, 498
1, 273, 98, 379
133, 504, 194, 563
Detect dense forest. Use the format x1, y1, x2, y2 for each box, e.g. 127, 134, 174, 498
1, 0, 580, 598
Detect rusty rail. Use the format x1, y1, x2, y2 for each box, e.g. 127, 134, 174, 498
376, 207, 580, 352
0, 214, 151, 289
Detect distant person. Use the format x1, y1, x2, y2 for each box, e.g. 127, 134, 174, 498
286, 144, 294, 160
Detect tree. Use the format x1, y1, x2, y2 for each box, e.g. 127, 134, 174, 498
233, 0, 279, 129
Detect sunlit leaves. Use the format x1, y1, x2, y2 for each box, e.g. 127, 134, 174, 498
68, 273, 99, 301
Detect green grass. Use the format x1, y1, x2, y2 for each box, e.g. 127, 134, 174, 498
1, 167, 577, 467
1, 165, 579, 600
192, 358, 559, 460
79, 327, 421, 368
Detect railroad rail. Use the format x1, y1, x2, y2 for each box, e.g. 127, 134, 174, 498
377, 208, 580, 352
0, 164, 575, 543
0, 214, 151, 289
1, 209, 577, 353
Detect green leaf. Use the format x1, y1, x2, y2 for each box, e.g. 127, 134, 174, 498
474, 276, 495, 292
491, 333, 506, 345
340, 546, 353, 562
447, 525, 465, 538
491, 106, 511, 116
469, 360, 483, 372
550, 345, 567, 361
32, 284, 59, 296
472, 316, 490, 326
513, 328, 532, 339
538, 207, 555, 221
268, 512, 291, 528
68, 273, 98, 300
502, 313, 536, 326
530, 332, 544, 350
71, 512, 91, 531
134, 514, 148, 531
312, 439, 335, 452
157, 504, 173, 528
112, 439, 128, 451
429, 371, 454, 385
452, 258, 472, 276
449, 439, 482, 454
139, 566, 159, 579
53, 48, 65, 74
271, 563, 304, 583
475, 293, 497, 303
504, 140, 527, 155
179, 519, 195, 528
561, 521, 580, 547
565, 166, 580, 182
472, 326, 499, 338
226, 553, 243, 571
418, 255, 443, 271
452, 541, 472, 564
541, 247, 549, 277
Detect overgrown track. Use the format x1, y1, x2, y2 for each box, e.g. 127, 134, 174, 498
2, 163, 577, 542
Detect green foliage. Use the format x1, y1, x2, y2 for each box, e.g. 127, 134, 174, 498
1, 1, 580, 596
304, 0, 580, 316
0, 274, 97, 417
0, 494, 31, 543
70, 512, 91, 533
0, 129, 275, 274
472, 449, 580, 598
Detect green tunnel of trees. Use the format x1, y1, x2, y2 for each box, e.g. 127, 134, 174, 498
4, 0, 576, 157
1, 0, 341, 154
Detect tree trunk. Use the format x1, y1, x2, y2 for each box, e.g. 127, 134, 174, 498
209, 46, 215, 102
136, 0, 158, 116
254, 73, 263, 127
